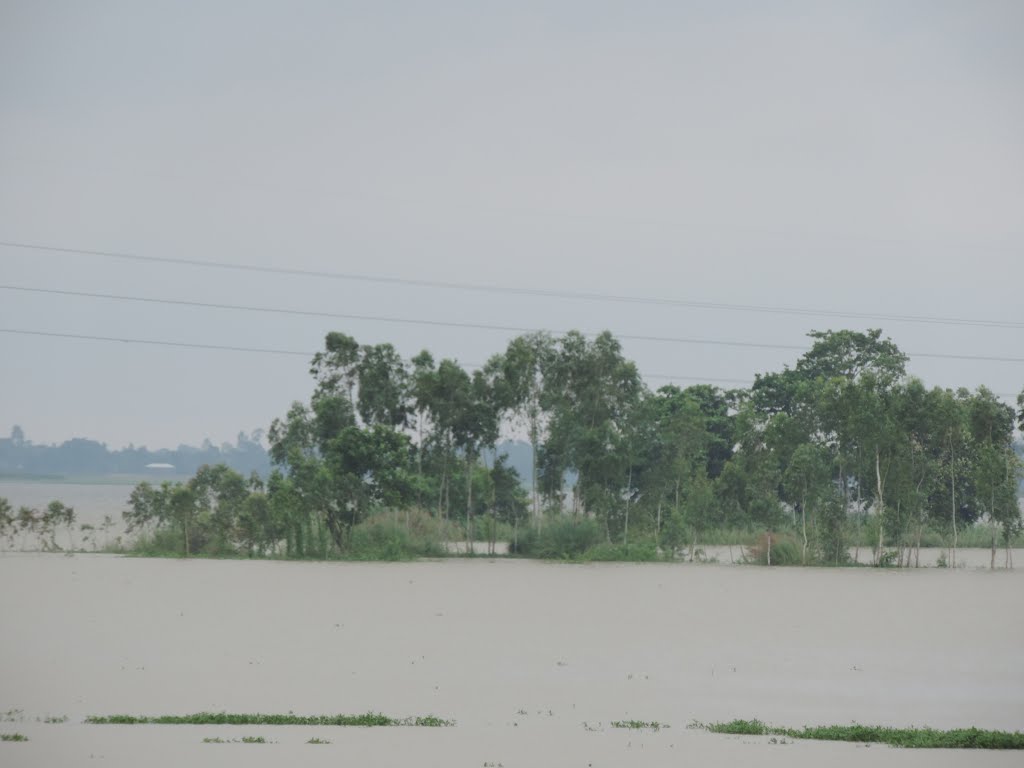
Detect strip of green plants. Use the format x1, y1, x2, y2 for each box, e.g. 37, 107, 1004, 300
1, 733, 29, 741
85, 712, 453, 727
611, 720, 667, 731
695, 719, 1024, 749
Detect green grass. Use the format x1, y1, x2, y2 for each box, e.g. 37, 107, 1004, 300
611, 720, 667, 731
202, 736, 270, 744
694, 720, 1024, 749
306, 737, 331, 744
1, 733, 28, 742
86, 712, 454, 727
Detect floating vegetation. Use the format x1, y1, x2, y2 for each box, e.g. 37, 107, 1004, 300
611, 720, 667, 731
202, 736, 270, 744
306, 737, 331, 744
693, 720, 1024, 749
86, 712, 455, 727
1, 733, 28, 742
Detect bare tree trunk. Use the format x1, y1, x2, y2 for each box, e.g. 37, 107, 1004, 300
766, 531, 772, 567
531, 422, 540, 531
466, 453, 474, 555
950, 434, 957, 568
875, 448, 884, 566
623, 465, 632, 548
801, 493, 808, 565
655, 501, 662, 548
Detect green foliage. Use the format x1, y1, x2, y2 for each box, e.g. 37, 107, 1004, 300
698, 720, 1024, 749
611, 720, 667, 730
580, 540, 660, 562
1, 733, 28, 742
86, 712, 454, 727
345, 510, 444, 560
511, 517, 603, 559
109, 328, 1020, 568
746, 533, 802, 566
306, 737, 331, 744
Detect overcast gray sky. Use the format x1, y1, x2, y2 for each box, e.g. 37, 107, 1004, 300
1, 0, 1022, 449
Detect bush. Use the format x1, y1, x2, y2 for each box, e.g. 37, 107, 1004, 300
128, 528, 189, 557
746, 532, 802, 566
582, 540, 660, 562
346, 510, 444, 560
510, 517, 603, 559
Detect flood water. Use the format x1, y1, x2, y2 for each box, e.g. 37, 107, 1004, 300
1, 554, 1021, 767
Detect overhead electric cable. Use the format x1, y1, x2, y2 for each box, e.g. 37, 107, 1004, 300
0, 328, 1019, 400
2, 239, 1022, 329
3, 283, 1023, 364
0, 328, 311, 357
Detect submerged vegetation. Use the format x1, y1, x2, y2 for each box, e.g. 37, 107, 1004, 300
7, 328, 1021, 567
695, 719, 1024, 749
85, 712, 454, 727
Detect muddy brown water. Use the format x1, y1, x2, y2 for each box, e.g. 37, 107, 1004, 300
1, 554, 1021, 767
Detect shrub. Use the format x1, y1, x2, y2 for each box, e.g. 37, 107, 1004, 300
746, 533, 802, 566
582, 540, 660, 562
511, 517, 603, 559
346, 510, 444, 560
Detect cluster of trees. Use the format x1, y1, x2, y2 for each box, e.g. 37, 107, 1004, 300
0, 427, 270, 477
121, 328, 1023, 565
0, 498, 76, 551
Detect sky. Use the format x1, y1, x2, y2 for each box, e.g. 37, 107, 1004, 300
1, 0, 1022, 449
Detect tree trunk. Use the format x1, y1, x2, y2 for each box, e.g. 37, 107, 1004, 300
531, 423, 540, 531
465, 453, 474, 555
623, 465, 632, 548
766, 531, 772, 567
875, 448, 884, 567
950, 434, 957, 568
801, 493, 808, 565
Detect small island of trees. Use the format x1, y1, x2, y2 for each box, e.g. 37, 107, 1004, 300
7, 327, 1020, 566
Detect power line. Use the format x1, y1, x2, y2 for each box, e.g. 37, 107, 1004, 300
3, 238, 1023, 330
0, 284, 809, 352
0, 328, 1019, 400
4, 283, 1024, 364
0, 327, 744, 387
0, 328, 311, 357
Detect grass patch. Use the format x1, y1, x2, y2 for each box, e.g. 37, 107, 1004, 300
1, 733, 28, 742
306, 737, 331, 744
202, 736, 271, 744
694, 720, 1024, 749
611, 720, 667, 731
86, 711, 454, 727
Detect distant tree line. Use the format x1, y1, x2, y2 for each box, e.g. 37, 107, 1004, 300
119, 328, 1023, 565
0, 427, 270, 478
